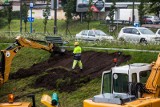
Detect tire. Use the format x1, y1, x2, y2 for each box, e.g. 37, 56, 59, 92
140, 38, 147, 44
95, 39, 100, 42
119, 38, 125, 42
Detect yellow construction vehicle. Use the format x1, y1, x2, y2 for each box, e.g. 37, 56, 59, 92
84, 54, 160, 107
0, 36, 64, 107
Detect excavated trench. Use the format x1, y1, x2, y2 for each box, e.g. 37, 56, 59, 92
10, 51, 131, 92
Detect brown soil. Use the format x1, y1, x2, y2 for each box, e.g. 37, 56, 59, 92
10, 51, 131, 92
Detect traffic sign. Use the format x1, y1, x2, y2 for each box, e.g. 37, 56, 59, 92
94, 0, 105, 12
27, 17, 34, 22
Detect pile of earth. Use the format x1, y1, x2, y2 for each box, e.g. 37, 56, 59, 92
10, 51, 131, 92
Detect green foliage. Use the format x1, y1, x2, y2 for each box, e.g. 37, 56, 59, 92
5, 1, 13, 30
144, 2, 160, 16
63, 0, 75, 35
148, 2, 160, 16
108, 0, 117, 25
10, 11, 20, 19
85, 0, 93, 30
22, 2, 29, 32
61, 0, 77, 16
138, 1, 145, 25
43, 0, 50, 33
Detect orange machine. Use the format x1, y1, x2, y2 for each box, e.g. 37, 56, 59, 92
0, 36, 64, 107
84, 53, 160, 107
0, 36, 55, 86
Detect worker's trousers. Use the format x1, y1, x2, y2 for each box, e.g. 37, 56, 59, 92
72, 60, 83, 70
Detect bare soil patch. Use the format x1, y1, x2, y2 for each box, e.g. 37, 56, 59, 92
10, 51, 131, 92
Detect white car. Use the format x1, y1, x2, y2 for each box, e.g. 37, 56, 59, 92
75, 30, 114, 41
143, 15, 160, 24
118, 27, 160, 43
156, 29, 160, 36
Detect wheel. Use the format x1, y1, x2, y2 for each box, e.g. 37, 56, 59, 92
119, 38, 126, 42
140, 38, 147, 44
95, 39, 100, 42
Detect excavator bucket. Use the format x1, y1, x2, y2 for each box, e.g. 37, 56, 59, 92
45, 36, 68, 55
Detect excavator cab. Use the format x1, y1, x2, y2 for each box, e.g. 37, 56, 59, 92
84, 63, 152, 107
101, 63, 151, 95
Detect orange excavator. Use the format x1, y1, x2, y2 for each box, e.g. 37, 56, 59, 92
0, 36, 64, 107
84, 53, 160, 107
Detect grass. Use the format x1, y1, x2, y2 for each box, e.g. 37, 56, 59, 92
0, 19, 159, 107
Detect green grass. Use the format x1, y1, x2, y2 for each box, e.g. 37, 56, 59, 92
0, 19, 129, 38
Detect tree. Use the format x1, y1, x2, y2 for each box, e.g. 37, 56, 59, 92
148, 2, 160, 17
138, 0, 145, 25
61, 0, 78, 17
22, 2, 29, 32
43, 0, 50, 33
63, 0, 75, 35
5, 1, 13, 31
85, 0, 93, 30
108, 0, 116, 25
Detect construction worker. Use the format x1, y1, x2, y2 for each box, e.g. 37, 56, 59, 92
72, 41, 83, 71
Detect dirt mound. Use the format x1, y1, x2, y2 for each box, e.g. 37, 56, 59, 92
10, 51, 131, 92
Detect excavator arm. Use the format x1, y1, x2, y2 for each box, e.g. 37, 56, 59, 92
143, 53, 160, 98
15, 36, 54, 52
0, 36, 55, 86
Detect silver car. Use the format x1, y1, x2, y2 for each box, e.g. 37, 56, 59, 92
118, 27, 160, 43
75, 30, 114, 41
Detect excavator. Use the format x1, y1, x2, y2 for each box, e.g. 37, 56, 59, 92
84, 53, 160, 107
0, 36, 65, 107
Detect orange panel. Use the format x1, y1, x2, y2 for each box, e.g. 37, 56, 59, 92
0, 102, 32, 107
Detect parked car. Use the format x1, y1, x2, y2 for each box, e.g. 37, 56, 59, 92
75, 30, 114, 41
118, 26, 160, 43
143, 15, 160, 24
156, 29, 160, 36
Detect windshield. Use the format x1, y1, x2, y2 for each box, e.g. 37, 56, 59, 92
95, 30, 107, 36
102, 71, 111, 93
113, 73, 128, 93
139, 28, 155, 35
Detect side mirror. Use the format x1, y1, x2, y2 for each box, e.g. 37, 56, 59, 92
136, 32, 140, 35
